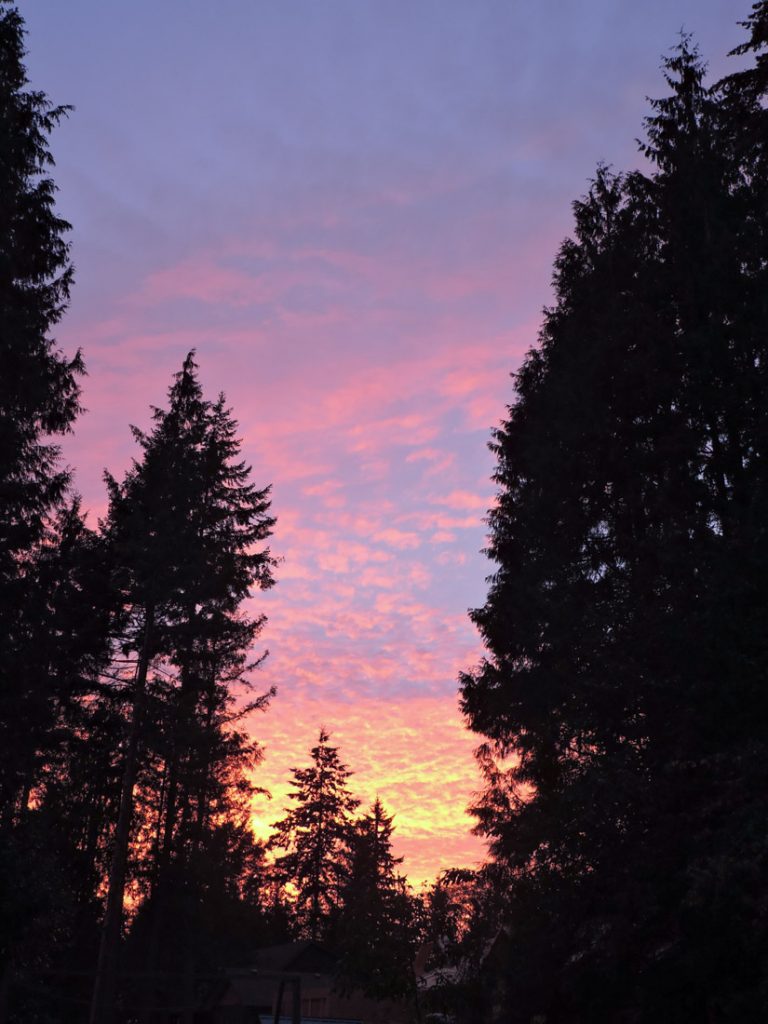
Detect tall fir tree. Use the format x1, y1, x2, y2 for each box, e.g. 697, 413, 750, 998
0, 5, 93, 1012
0, 0, 83, 826
460, 9, 768, 1021
270, 729, 359, 940
90, 353, 276, 1024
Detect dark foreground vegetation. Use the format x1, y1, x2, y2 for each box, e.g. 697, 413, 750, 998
1, 0, 768, 1022
461, 4, 768, 1022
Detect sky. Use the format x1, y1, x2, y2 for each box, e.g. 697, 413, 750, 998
25, 0, 744, 887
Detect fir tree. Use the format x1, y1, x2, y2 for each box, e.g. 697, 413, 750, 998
0, 0, 84, 825
460, 11, 768, 1021
0, 5, 91, 1008
335, 799, 418, 1002
270, 730, 359, 940
0, 503, 115, 1020
90, 353, 276, 1024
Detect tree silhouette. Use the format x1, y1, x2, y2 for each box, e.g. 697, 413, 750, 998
270, 729, 359, 940
90, 353, 276, 1024
0, 4, 91, 1009
336, 799, 418, 1001
0, 0, 83, 828
461, 11, 768, 1021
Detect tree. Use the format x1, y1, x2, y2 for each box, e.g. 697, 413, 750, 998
90, 353, 276, 1024
419, 867, 505, 1024
0, 0, 84, 827
335, 799, 418, 1002
460, 9, 768, 1021
270, 729, 359, 940
0, 6, 92, 1011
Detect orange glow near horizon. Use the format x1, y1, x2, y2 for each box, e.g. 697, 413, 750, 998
248, 694, 487, 890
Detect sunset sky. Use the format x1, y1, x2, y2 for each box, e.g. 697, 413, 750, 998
26, 1, 741, 887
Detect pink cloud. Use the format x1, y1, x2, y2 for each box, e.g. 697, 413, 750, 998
372, 528, 422, 550
57, 203, 533, 888
431, 490, 494, 512
437, 549, 468, 567
303, 479, 345, 497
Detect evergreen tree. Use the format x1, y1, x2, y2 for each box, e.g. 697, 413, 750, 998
0, 7, 94, 1010
418, 868, 504, 1023
20, 501, 113, 806
0, 0, 83, 826
90, 353, 276, 1024
460, 10, 768, 1021
0, 494, 114, 1020
335, 799, 418, 1001
270, 730, 359, 940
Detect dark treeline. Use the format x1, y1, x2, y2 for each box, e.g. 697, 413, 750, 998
3, 1, 768, 1023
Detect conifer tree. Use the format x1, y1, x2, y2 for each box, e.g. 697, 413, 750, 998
0, 0, 83, 826
270, 730, 359, 940
418, 869, 503, 1021
0, 502, 115, 1019
0, 5, 93, 1008
336, 799, 418, 1001
90, 353, 276, 1024
461, 9, 768, 1019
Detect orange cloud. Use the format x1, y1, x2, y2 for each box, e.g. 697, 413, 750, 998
248, 694, 487, 890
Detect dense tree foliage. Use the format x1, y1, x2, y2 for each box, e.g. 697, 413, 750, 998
0, 0, 85, 829
335, 799, 419, 1002
270, 729, 359, 940
89, 353, 276, 1023
0, 5, 99, 1015
461, 6, 768, 1021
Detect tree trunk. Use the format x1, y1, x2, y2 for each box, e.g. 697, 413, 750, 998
140, 669, 197, 1024
89, 605, 155, 1024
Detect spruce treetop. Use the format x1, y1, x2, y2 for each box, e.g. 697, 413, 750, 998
0, 1, 82, 558
270, 729, 359, 940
